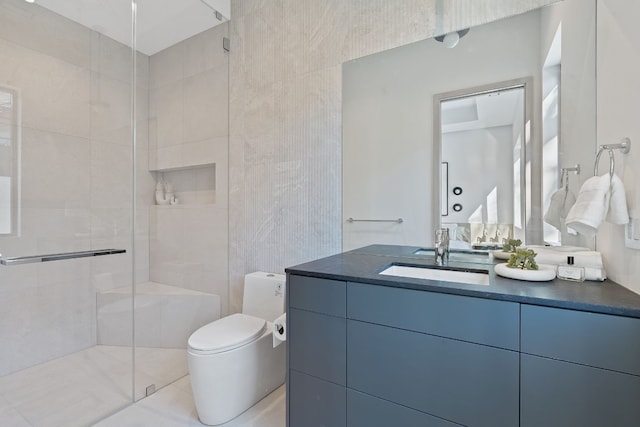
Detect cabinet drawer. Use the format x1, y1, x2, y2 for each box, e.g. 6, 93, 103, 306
288, 274, 346, 316
521, 354, 640, 427
347, 390, 459, 427
347, 282, 519, 350
521, 305, 640, 375
289, 308, 346, 385
347, 320, 519, 427
289, 370, 346, 427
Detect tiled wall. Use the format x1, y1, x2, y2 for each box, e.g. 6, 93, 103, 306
148, 23, 230, 315
228, 0, 558, 312
0, 0, 154, 375
148, 24, 229, 171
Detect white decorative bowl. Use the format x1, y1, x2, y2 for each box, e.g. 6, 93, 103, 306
494, 263, 557, 281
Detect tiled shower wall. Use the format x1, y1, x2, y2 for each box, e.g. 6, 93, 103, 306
148, 23, 230, 315
0, 0, 154, 375
228, 0, 558, 312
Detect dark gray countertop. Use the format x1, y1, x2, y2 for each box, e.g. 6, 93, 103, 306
285, 244, 640, 318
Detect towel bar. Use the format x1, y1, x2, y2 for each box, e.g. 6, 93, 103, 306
346, 218, 403, 224
0, 249, 126, 266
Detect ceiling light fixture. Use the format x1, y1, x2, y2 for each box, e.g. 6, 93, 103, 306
24, 0, 35, 3
435, 28, 470, 48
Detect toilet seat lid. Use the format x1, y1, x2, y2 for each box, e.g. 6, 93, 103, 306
188, 313, 267, 353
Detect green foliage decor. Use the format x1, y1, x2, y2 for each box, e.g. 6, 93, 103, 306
502, 239, 522, 253
507, 248, 539, 270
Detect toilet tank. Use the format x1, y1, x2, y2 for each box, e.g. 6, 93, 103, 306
242, 272, 286, 321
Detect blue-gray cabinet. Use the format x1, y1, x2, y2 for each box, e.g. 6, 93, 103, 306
348, 320, 519, 426
287, 275, 347, 427
521, 305, 640, 427
286, 274, 640, 426
287, 275, 519, 426
347, 389, 460, 427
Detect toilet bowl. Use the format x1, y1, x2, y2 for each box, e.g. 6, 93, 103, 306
188, 272, 286, 426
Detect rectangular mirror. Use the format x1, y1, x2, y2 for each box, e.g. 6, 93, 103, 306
343, 0, 596, 251
435, 79, 529, 250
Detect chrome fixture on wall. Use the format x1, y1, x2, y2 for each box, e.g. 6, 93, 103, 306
594, 137, 631, 177
435, 29, 470, 48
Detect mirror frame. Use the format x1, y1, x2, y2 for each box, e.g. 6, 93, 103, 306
433, 77, 535, 246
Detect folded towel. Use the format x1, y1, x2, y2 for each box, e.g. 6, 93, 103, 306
565, 175, 611, 237
606, 174, 629, 225
584, 267, 607, 281
526, 246, 606, 281
544, 188, 576, 230
526, 245, 591, 253
530, 248, 604, 269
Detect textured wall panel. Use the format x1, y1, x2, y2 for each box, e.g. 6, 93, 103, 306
228, 0, 558, 312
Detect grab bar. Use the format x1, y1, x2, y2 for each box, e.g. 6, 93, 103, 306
346, 218, 403, 224
0, 249, 126, 266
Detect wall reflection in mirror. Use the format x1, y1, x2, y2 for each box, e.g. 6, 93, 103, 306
0, 88, 17, 235
342, 0, 596, 252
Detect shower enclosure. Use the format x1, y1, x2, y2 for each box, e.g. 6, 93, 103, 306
0, 0, 229, 425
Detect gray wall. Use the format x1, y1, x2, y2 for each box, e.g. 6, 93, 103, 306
597, 0, 640, 295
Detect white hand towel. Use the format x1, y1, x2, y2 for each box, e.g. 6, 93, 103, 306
623, 160, 640, 238
565, 175, 611, 237
544, 188, 576, 231
606, 174, 629, 225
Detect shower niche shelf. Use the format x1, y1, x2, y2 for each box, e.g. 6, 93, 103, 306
154, 164, 217, 206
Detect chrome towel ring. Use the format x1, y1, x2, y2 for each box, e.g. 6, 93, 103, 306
593, 137, 631, 177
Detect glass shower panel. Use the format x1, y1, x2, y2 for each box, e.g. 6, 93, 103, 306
0, 0, 135, 426
135, 0, 230, 400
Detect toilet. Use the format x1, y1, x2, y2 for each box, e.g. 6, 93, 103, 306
187, 272, 287, 426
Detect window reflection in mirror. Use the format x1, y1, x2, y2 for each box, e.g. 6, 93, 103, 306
0, 87, 18, 235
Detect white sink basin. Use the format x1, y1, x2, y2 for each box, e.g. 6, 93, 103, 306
379, 264, 490, 286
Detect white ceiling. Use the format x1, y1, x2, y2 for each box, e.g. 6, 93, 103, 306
35, 0, 230, 56
441, 88, 524, 134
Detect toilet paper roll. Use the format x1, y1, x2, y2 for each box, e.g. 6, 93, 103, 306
272, 313, 286, 348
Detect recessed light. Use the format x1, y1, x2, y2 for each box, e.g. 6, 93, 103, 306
25, 0, 36, 3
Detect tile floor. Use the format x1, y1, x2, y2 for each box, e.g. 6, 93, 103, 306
0, 345, 285, 427
95, 377, 285, 427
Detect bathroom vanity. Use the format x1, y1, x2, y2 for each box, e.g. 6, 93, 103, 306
285, 245, 640, 427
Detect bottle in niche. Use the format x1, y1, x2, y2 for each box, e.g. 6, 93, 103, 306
155, 181, 170, 205
557, 256, 585, 282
